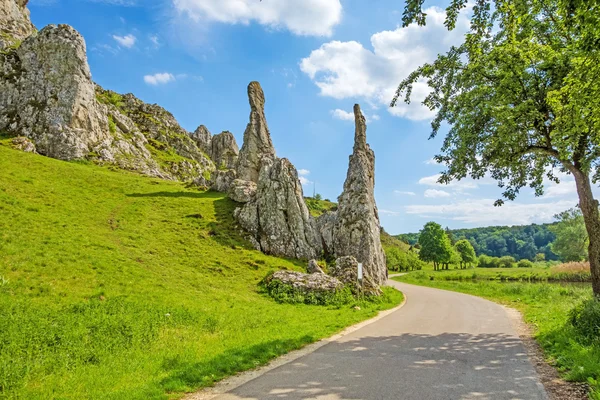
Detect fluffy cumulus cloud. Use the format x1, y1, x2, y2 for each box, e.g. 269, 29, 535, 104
330, 109, 354, 121
418, 173, 485, 191
298, 169, 312, 185
300, 6, 469, 120
112, 34, 136, 48
394, 190, 416, 196
144, 72, 176, 85
405, 199, 577, 226
172, 0, 342, 36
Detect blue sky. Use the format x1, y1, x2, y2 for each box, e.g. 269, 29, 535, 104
29, 0, 582, 234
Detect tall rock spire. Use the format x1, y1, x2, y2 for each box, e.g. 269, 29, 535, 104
332, 104, 387, 285
235, 81, 276, 183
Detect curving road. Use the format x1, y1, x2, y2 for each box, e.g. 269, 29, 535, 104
206, 280, 548, 400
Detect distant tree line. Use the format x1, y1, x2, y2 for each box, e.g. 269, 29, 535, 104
397, 223, 558, 262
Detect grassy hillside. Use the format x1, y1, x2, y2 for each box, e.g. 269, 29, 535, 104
0, 145, 402, 399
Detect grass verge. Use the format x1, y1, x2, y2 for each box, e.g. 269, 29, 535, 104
0, 146, 403, 399
395, 271, 599, 398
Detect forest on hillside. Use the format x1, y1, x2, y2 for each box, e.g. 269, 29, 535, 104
397, 223, 559, 261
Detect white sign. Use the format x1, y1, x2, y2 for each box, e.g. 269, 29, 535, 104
357, 263, 363, 280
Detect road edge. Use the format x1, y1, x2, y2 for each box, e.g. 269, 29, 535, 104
184, 284, 407, 400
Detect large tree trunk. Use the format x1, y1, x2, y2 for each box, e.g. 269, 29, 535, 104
573, 169, 600, 296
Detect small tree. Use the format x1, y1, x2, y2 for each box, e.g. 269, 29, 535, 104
550, 208, 589, 262
418, 222, 454, 271
455, 239, 477, 269
393, 0, 600, 296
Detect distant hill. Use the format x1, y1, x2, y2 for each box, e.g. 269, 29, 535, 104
397, 223, 559, 261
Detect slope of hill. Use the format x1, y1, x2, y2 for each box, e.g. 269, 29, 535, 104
397, 223, 558, 261
0, 144, 401, 399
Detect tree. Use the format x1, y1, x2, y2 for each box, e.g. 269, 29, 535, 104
393, 0, 600, 295
549, 208, 589, 261
455, 239, 477, 269
418, 222, 454, 271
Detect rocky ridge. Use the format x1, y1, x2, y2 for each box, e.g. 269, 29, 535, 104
0, 0, 388, 295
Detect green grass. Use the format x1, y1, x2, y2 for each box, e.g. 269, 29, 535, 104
304, 197, 337, 217
0, 146, 403, 399
396, 271, 599, 397
411, 266, 591, 282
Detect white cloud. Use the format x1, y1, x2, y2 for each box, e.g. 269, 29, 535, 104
300, 6, 469, 120
418, 173, 483, 190
394, 190, 415, 196
112, 34, 136, 48
424, 158, 438, 165
424, 189, 451, 198
298, 169, 311, 176
380, 209, 402, 216
371, 114, 380, 121
149, 35, 160, 47
405, 199, 577, 226
144, 72, 176, 85
172, 0, 342, 37
330, 109, 354, 121
299, 176, 312, 185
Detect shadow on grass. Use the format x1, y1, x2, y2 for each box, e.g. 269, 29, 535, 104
126, 190, 225, 199
160, 336, 315, 393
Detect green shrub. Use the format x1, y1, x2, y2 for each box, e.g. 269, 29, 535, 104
499, 256, 516, 268
261, 274, 353, 306
570, 298, 600, 344
517, 259, 534, 268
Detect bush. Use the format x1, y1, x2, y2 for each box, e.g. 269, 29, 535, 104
517, 259, 534, 268
498, 256, 516, 268
570, 298, 600, 344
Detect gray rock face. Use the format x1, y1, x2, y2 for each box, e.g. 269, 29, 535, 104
211, 131, 239, 170
307, 259, 324, 274
263, 270, 343, 304
211, 169, 237, 193
236, 81, 276, 183
316, 211, 337, 258
330, 256, 382, 296
228, 179, 257, 203
191, 125, 212, 155
0, 0, 35, 50
332, 105, 387, 286
234, 157, 321, 260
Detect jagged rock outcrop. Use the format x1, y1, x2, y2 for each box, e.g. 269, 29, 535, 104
235, 81, 276, 183
234, 157, 321, 260
331, 105, 387, 286
316, 211, 337, 259
262, 270, 344, 305
211, 131, 239, 170
0, 24, 156, 175
11, 136, 35, 153
330, 256, 382, 296
228, 179, 256, 203
0, 0, 35, 50
191, 125, 212, 155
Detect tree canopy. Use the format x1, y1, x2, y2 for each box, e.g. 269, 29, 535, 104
455, 239, 477, 268
394, 0, 600, 295
418, 222, 454, 270
550, 208, 589, 261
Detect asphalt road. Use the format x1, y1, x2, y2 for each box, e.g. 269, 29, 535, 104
212, 280, 548, 400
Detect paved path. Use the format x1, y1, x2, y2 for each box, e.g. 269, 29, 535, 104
212, 280, 548, 400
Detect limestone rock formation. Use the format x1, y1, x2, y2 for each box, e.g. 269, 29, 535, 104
0, 0, 35, 50
11, 136, 35, 153
228, 179, 256, 203
330, 256, 382, 296
307, 259, 324, 274
235, 82, 276, 183
234, 157, 321, 260
211, 131, 239, 170
332, 105, 387, 286
191, 125, 212, 155
316, 211, 337, 258
262, 270, 343, 304
211, 169, 237, 193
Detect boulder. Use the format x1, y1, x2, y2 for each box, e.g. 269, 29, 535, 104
228, 179, 257, 203
330, 256, 382, 296
0, 0, 36, 50
234, 157, 321, 260
11, 136, 35, 153
263, 270, 343, 304
332, 105, 387, 286
191, 125, 212, 154
307, 259, 324, 274
235, 81, 276, 182
211, 131, 239, 170
211, 169, 237, 193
